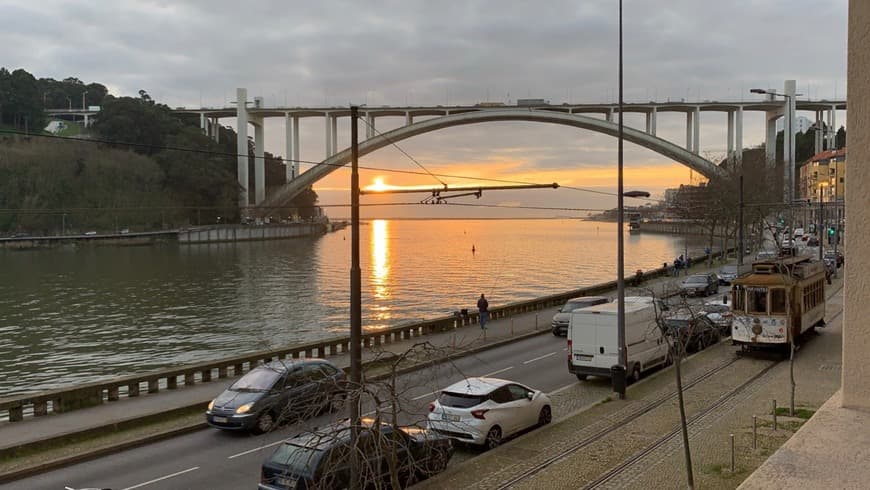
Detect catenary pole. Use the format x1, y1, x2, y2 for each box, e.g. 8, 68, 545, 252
349, 105, 361, 489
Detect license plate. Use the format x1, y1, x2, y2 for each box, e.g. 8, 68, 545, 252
275, 476, 295, 488
575, 354, 593, 361
441, 413, 460, 422
213, 416, 228, 423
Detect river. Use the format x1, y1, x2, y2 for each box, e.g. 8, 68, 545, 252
0, 219, 708, 396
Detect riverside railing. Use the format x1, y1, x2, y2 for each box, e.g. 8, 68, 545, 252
0, 261, 683, 423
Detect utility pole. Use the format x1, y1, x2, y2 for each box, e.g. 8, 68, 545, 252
348, 105, 362, 490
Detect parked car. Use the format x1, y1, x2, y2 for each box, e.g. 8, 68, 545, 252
662, 311, 721, 352
717, 264, 750, 285
824, 250, 844, 268
699, 300, 733, 334
679, 272, 719, 297
427, 377, 551, 449
258, 418, 453, 490
206, 359, 346, 433
550, 296, 609, 336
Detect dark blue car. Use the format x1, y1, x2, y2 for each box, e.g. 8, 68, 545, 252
206, 359, 346, 433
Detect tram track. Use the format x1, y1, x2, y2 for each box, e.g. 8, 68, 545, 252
495, 354, 759, 490
580, 359, 779, 489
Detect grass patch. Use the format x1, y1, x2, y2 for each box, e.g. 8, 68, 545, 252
774, 407, 815, 419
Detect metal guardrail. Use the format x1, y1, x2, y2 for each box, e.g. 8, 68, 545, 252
0, 262, 683, 423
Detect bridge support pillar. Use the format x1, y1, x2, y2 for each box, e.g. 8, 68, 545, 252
645, 108, 657, 136
765, 113, 777, 166
251, 117, 266, 205
693, 106, 700, 154
324, 112, 332, 158
686, 111, 693, 152
727, 110, 735, 162
366, 112, 375, 139
331, 114, 338, 155
285, 113, 296, 181
200, 112, 206, 135
736, 106, 744, 166
211, 117, 220, 143
237, 88, 250, 211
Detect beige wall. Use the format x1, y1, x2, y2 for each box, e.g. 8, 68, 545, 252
843, 0, 870, 409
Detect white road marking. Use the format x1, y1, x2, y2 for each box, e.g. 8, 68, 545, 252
412, 390, 438, 401
228, 440, 286, 459
523, 352, 556, 364
121, 466, 199, 489
548, 382, 578, 396
481, 366, 514, 377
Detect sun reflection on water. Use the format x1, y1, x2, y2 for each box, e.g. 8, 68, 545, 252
369, 220, 392, 325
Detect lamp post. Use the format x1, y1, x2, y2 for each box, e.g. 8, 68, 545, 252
751, 83, 798, 249
616, 0, 626, 400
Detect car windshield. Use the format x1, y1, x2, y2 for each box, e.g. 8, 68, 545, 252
268, 442, 323, 477
665, 318, 691, 329
438, 391, 486, 408
564, 300, 594, 311
230, 367, 282, 391
685, 276, 707, 284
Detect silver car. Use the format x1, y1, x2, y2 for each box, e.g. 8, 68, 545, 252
550, 296, 610, 336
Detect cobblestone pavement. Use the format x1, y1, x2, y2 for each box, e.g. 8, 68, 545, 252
417, 278, 844, 490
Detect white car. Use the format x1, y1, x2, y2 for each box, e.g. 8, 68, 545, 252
426, 377, 551, 449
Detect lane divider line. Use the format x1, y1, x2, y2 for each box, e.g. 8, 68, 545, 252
523, 352, 556, 364
481, 366, 514, 378
121, 466, 200, 490
228, 440, 286, 459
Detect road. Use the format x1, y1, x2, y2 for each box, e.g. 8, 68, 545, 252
3, 328, 588, 490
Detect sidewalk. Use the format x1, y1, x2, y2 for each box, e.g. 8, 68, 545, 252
0, 257, 724, 481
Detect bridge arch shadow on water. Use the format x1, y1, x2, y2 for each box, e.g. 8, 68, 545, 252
258, 109, 726, 213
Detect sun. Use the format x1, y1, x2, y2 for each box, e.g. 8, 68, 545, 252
365, 177, 389, 192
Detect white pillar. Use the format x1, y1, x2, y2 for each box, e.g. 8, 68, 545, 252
84, 114, 89, 128
815, 111, 824, 153
324, 112, 332, 158
693, 106, 700, 155
829, 105, 837, 149
647, 107, 657, 136
236, 88, 249, 210
405, 111, 413, 126
765, 113, 777, 165
212, 118, 220, 143
727, 110, 735, 162
200, 112, 206, 134
607, 108, 614, 123
292, 116, 300, 178
330, 114, 338, 155
784, 80, 797, 205
736, 106, 744, 166
686, 111, 693, 152
366, 113, 375, 139
252, 117, 265, 205
285, 112, 294, 182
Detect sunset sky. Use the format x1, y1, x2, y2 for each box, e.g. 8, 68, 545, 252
0, 0, 848, 218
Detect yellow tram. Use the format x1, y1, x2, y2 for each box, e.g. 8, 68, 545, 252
730, 256, 826, 352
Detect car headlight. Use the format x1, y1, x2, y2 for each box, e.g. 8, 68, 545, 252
208, 400, 214, 411
236, 403, 254, 414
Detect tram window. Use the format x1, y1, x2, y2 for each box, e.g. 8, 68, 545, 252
748, 288, 767, 314
771, 289, 787, 314
732, 286, 745, 312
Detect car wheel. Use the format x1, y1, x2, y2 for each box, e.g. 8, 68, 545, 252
631, 364, 642, 383
253, 412, 275, 434
538, 406, 552, 426
552, 329, 561, 336
484, 426, 502, 450
575, 374, 587, 381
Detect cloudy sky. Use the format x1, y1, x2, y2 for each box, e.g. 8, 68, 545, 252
1, 0, 848, 218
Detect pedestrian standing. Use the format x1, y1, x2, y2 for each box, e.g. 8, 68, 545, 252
477, 293, 489, 329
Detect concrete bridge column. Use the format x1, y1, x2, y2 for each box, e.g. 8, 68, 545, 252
685, 111, 693, 152
331, 115, 338, 155
727, 110, 734, 162
645, 107, 657, 136
292, 116, 300, 178
692, 106, 700, 155
324, 112, 332, 158
284, 112, 296, 182
366, 112, 375, 139
200, 113, 206, 135
251, 117, 266, 205
236, 88, 250, 210
405, 111, 413, 126
828, 105, 837, 149
211, 117, 220, 143
736, 106, 744, 166
83, 114, 90, 128
607, 108, 614, 123
765, 112, 777, 165
814, 110, 824, 153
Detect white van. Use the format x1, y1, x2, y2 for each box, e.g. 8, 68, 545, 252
567, 297, 670, 382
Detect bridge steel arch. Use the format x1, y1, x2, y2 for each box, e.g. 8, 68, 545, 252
260, 109, 725, 211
